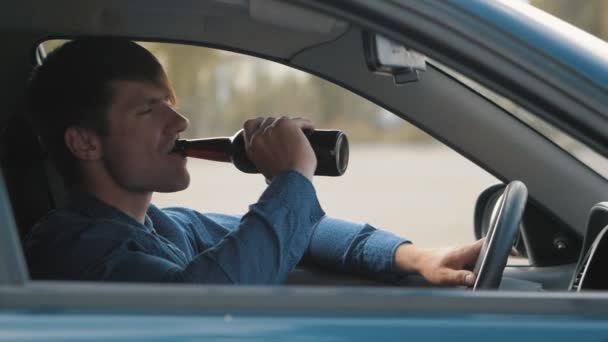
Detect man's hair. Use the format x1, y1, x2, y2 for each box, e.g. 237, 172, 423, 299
26, 38, 175, 187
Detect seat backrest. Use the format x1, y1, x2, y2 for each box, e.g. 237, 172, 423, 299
0, 114, 63, 240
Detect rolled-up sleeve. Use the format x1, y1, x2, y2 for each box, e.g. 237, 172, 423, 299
304, 216, 409, 279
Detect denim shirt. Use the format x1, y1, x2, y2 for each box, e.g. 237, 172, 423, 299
24, 171, 408, 284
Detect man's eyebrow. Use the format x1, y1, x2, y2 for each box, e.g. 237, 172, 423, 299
144, 96, 168, 105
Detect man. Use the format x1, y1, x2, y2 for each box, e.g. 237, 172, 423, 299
24, 38, 482, 285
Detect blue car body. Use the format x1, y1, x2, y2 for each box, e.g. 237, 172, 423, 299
1, 0, 608, 340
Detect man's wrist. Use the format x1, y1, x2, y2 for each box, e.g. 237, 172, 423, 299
394, 243, 423, 273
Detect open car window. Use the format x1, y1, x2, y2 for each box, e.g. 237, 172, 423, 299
40, 40, 499, 249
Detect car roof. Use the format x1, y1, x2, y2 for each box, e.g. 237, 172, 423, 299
455, 0, 608, 89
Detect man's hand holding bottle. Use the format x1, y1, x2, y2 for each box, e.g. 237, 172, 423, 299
242, 117, 318, 182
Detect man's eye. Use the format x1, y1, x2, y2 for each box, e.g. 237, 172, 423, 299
138, 107, 153, 115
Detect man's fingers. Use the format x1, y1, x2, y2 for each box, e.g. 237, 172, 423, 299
244, 116, 316, 141
259, 117, 275, 133
243, 117, 263, 132
438, 269, 476, 286
273, 116, 315, 131
240, 116, 318, 181
463, 271, 476, 286
290, 117, 315, 131
245, 117, 276, 151
243, 117, 264, 148
468, 238, 485, 253
452, 239, 485, 268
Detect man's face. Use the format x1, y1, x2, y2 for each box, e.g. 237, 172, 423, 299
100, 80, 190, 193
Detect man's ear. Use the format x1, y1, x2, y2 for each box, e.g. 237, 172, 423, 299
64, 126, 103, 161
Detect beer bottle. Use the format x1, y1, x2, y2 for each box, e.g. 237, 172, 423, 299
172, 129, 349, 176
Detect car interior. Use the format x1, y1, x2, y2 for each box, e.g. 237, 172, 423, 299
2, 0, 608, 314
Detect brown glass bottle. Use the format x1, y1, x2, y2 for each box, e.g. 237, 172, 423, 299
172, 129, 349, 176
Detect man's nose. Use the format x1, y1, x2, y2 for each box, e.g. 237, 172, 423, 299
168, 108, 189, 133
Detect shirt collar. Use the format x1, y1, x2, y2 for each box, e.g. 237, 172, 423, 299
64, 190, 154, 231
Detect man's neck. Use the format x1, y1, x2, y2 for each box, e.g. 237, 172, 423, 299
80, 182, 152, 224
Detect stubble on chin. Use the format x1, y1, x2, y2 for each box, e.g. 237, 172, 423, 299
155, 170, 190, 193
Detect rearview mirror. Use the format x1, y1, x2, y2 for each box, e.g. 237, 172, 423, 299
363, 32, 426, 84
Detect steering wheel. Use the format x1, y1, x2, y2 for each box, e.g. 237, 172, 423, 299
473, 180, 528, 290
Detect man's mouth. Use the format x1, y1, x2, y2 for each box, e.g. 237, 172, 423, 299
169, 138, 186, 155
168, 138, 182, 154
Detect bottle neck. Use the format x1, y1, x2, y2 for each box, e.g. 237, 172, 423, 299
173, 138, 233, 163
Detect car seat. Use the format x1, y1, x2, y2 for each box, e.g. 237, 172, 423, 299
0, 114, 65, 240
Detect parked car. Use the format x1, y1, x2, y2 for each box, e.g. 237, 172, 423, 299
2, 0, 608, 340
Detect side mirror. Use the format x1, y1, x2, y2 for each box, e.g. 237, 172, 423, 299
474, 184, 528, 258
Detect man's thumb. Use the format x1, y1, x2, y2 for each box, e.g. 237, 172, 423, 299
462, 271, 476, 286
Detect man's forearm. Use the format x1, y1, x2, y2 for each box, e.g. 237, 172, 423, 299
305, 217, 409, 278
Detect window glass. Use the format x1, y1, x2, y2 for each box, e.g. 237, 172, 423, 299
41, 40, 499, 248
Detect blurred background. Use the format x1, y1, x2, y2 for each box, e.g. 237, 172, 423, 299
44, 1, 608, 250
532, 0, 608, 39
